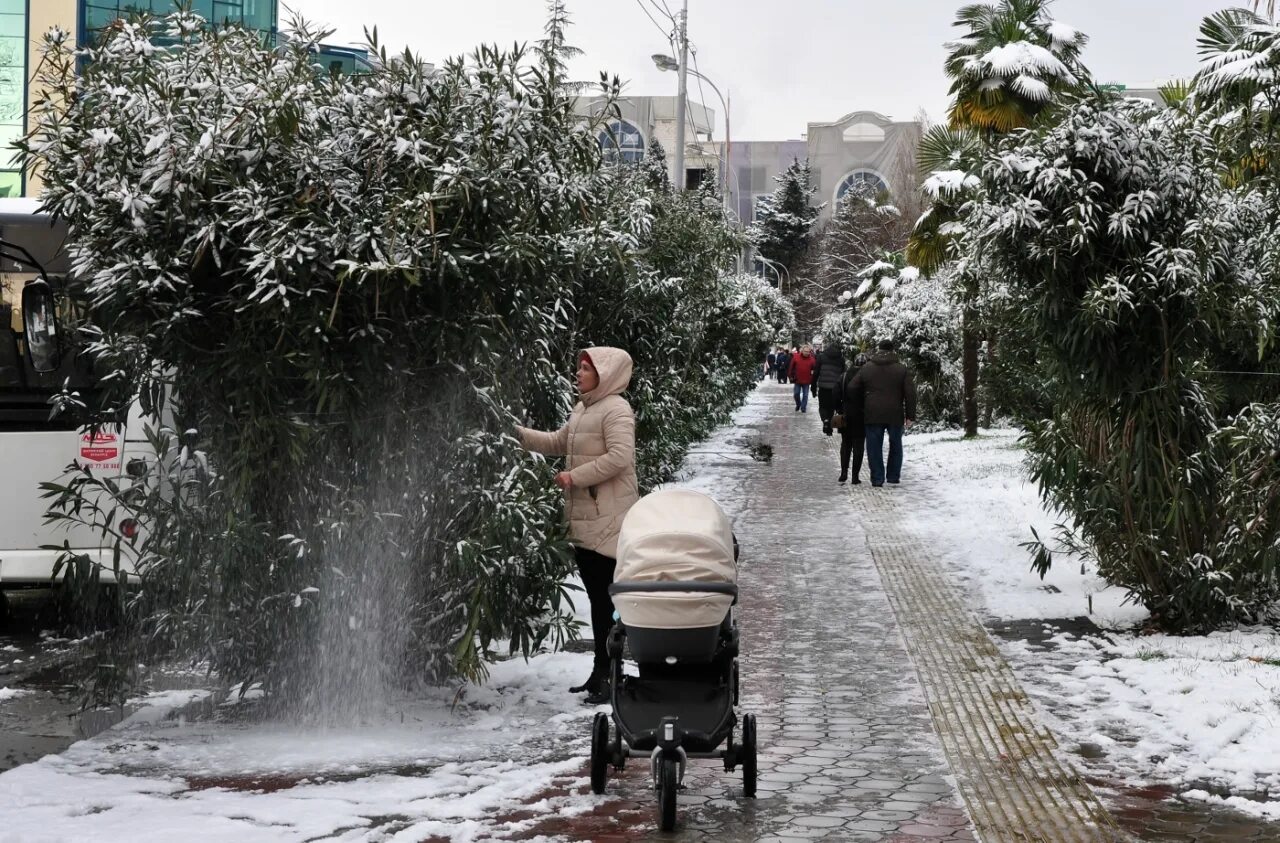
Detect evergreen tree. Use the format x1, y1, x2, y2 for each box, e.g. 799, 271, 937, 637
750, 158, 821, 281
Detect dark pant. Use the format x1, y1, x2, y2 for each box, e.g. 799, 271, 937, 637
777, 368, 788, 383
575, 547, 617, 675
840, 423, 865, 479
864, 424, 904, 485
817, 387, 836, 424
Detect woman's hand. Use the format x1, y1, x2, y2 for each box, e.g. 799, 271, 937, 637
554, 471, 574, 490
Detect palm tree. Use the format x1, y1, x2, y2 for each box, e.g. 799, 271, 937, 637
944, 0, 1089, 134
911, 0, 1090, 436
905, 125, 983, 274
1194, 8, 1280, 184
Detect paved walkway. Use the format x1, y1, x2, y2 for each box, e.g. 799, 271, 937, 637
520, 381, 1126, 841
848, 448, 1125, 842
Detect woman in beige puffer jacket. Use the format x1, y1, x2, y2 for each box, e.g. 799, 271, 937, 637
516, 346, 638, 701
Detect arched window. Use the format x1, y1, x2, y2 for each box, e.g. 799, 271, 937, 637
597, 119, 646, 165
835, 170, 889, 203
842, 122, 885, 143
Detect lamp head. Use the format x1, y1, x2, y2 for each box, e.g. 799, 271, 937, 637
652, 53, 679, 71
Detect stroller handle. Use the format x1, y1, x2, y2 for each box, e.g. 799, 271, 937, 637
609, 581, 738, 597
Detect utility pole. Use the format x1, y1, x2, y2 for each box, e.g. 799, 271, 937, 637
673, 0, 689, 191
724, 89, 731, 214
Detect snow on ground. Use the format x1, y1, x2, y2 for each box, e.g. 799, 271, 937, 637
0, 385, 774, 843
902, 429, 1146, 627
903, 430, 1280, 818
0, 652, 600, 842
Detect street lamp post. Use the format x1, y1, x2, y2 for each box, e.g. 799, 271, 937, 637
674, 1, 689, 191
653, 54, 731, 214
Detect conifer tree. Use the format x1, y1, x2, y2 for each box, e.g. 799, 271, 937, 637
750, 158, 821, 280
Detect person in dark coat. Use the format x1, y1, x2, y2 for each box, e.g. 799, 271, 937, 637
812, 343, 847, 436
776, 348, 790, 383
765, 350, 777, 379
848, 339, 917, 487
833, 353, 868, 483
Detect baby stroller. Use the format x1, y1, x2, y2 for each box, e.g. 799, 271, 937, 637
587, 488, 757, 831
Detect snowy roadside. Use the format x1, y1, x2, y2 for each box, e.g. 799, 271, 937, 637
0, 385, 775, 843
897, 430, 1280, 820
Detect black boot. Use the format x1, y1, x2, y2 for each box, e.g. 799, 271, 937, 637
569, 670, 603, 694
583, 673, 610, 705
838, 472, 847, 484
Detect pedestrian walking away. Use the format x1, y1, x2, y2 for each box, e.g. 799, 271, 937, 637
849, 339, 916, 487
516, 347, 639, 704
788, 344, 817, 413
812, 342, 846, 436
833, 353, 868, 484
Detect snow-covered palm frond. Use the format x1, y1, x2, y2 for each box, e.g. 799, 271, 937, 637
923, 170, 982, 198
943, 0, 1090, 133
976, 42, 1070, 80
1010, 73, 1052, 102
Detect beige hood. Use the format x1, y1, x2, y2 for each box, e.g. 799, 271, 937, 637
613, 489, 737, 630
581, 347, 633, 406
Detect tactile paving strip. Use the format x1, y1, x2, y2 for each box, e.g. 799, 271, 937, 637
838, 440, 1129, 843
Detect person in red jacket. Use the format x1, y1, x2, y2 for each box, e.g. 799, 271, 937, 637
788, 344, 818, 413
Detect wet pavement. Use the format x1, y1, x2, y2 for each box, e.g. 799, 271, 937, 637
0, 590, 89, 772
515, 383, 977, 840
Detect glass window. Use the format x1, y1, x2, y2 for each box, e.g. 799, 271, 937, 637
0, 0, 22, 197
0, 9, 23, 39
843, 122, 886, 142
597, 119, 645, 165
836, 170, 889, 203
82, 0, 277, 43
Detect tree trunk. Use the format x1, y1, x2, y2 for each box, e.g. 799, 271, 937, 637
981, 333, 996, 429
962, 311, 979, 438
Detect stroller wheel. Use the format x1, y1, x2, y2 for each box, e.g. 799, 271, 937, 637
658, 755, 679, 831
590, 712, 610, 794
742, 713, 758, 798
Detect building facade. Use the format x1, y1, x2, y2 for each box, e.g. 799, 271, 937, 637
576, 94, 720, 191
731, 110, 921, 227
579, 95, 922, 228
4, 0, 366, 198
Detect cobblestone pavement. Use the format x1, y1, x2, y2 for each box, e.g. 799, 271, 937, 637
846, 450, 1126, 842
519, 383, 977, 841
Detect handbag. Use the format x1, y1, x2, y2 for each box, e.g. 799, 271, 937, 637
831, 413, 846, 430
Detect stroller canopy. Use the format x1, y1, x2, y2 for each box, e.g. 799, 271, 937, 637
613, 489, 737, 630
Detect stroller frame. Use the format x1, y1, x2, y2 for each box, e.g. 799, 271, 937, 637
588, 580, 758, 832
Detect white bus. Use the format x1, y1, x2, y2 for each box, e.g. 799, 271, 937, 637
0, 199, 143, 622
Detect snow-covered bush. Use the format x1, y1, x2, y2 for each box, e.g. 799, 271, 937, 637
25, 7, 774, 708
965, 93, 1280, 630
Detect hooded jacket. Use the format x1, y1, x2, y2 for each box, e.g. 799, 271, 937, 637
516, 347, 640, 559
813, 345, 846, 390
849, 350, 917, 426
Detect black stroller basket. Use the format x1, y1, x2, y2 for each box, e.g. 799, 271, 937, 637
588, 579, 757, 832
608, 581, 738, 665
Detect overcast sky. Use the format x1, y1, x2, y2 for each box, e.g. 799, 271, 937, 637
288, 0, 1242, 140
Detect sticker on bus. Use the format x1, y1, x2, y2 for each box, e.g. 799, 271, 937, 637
78, 431, 121, 472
